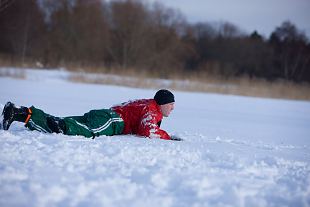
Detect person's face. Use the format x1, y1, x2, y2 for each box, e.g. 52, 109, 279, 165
160, 102, 175, 117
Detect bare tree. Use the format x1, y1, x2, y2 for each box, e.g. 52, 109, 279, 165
0, 0, 46, 64
269, 21, 310, 81
107, 0, 150, 68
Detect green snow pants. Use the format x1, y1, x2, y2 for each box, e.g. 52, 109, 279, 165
25, 106, 124, 138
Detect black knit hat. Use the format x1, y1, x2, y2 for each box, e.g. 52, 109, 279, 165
154, 89, 175, 105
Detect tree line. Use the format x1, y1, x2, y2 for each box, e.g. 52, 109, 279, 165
0, 0, 309, 83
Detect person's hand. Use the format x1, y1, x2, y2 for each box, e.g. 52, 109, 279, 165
170, 135, 183, 141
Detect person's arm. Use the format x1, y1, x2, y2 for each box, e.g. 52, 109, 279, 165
137, 111, 171, 140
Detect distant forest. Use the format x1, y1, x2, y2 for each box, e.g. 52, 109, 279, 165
1, 0, 310, 83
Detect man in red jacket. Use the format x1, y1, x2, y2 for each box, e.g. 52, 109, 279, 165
112, 89, 175, 140
1, 89, 182, 141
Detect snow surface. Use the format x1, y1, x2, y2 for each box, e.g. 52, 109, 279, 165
0, 68, 310, 207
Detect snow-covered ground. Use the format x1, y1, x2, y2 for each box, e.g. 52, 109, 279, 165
0, 68, 310, 207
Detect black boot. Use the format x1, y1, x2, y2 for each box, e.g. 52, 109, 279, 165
46, 116, 66, 134
1, 102, 30, 130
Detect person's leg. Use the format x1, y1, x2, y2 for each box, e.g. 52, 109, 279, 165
1, 102, 32, 130
61, 116, 94, 138
25, 106, 58, 133
26, 107, 96, 137
25, 108, 94, 137
1, 102, 57, 133
2, 102, 124, 138
44, 110, 123, 138
64, 109, 124, 138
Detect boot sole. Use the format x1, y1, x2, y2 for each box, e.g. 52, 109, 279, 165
2, 102, 14, 130
0, 111, 3, 130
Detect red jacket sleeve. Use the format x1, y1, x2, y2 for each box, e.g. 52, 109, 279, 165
137, 107, 171, 140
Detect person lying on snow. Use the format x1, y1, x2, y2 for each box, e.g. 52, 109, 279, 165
1, 89, 182, 141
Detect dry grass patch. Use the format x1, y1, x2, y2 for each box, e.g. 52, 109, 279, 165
68, 71, 310, 101
1, 62, 309, 101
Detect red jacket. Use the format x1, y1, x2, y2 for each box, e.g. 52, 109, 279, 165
111, 99, 171, 140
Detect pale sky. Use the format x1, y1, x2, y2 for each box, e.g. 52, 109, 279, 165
150, 0, 310, 38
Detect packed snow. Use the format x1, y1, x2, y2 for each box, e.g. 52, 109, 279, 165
0, 68, 310, 207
